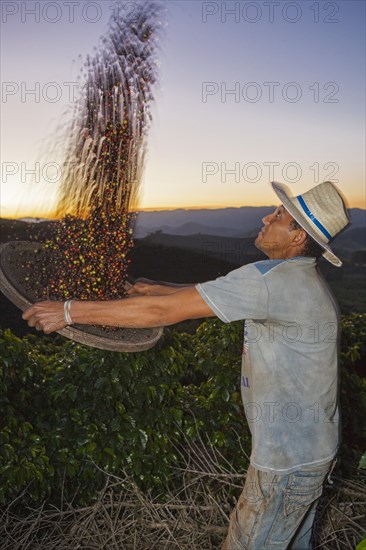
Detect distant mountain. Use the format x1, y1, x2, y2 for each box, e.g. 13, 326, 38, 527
134, 206, 274, 235
137, 232, 266, 266
0, 218, 56, 243
2, 207, 365, 242
134, 207, 366, 238
134, 222, 244, 238
349, 208, 366, 227
333, 226, 366, 253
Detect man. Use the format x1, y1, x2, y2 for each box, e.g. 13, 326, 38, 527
23, 180, 350, 549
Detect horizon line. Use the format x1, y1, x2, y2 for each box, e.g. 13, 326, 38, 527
1, 203, 365, 221
1, 204, 277, 220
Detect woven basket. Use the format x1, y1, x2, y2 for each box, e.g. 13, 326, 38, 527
0, 241, 163, 352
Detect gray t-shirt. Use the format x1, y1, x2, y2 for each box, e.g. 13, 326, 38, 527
196, 257, 340, 473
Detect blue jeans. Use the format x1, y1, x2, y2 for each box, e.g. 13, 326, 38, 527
222, 460, 334, 550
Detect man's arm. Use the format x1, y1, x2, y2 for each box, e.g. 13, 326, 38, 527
22, 287, 215, 334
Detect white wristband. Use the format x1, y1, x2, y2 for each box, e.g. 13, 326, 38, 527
64, 300, 74, 325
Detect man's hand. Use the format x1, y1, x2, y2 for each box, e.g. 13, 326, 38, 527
127, 278, 159, 296
127, 278, 192, 297
22, 301, 67, 334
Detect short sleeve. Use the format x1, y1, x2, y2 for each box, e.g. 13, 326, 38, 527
195, 264, 268, 323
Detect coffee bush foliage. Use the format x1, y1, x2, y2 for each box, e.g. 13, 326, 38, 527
1, 314, 365, 507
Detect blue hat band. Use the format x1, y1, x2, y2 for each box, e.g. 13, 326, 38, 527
296, 195, 332, 241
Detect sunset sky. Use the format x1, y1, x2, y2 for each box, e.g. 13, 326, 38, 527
1, 0, 365, 218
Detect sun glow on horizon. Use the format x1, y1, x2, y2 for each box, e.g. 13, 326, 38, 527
2, 195, 365, 221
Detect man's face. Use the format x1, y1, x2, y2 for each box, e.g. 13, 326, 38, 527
255, 205, 300, 259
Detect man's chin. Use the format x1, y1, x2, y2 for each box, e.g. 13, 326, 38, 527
254, 236, 272, 258
254, 235, 263, 251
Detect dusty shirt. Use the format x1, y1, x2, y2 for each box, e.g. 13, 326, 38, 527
196, 257, 340, 473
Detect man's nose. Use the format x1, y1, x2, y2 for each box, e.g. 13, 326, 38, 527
262, 213, 272, 225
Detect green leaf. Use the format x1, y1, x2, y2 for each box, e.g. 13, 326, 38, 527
138, 430, 148, 450
358, 452, 366, 470
110, 417, 120, 432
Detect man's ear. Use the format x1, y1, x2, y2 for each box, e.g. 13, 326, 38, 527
288, 228, 308, 252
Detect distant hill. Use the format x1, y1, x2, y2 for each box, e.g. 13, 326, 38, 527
134, 206, 274, 237
134, 222, 243, 238
0, 218, 56, 242
137, 232, 265, 265
335, 226, 366, 248
349, 208, 366, 227
134, 207, 366, 238
331, 227, 366, 262
2, 207, 365, 243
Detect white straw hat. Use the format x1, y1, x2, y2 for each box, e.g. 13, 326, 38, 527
271, 180, 350, 267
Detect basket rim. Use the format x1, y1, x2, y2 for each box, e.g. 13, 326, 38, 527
0, 240, 163, 352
